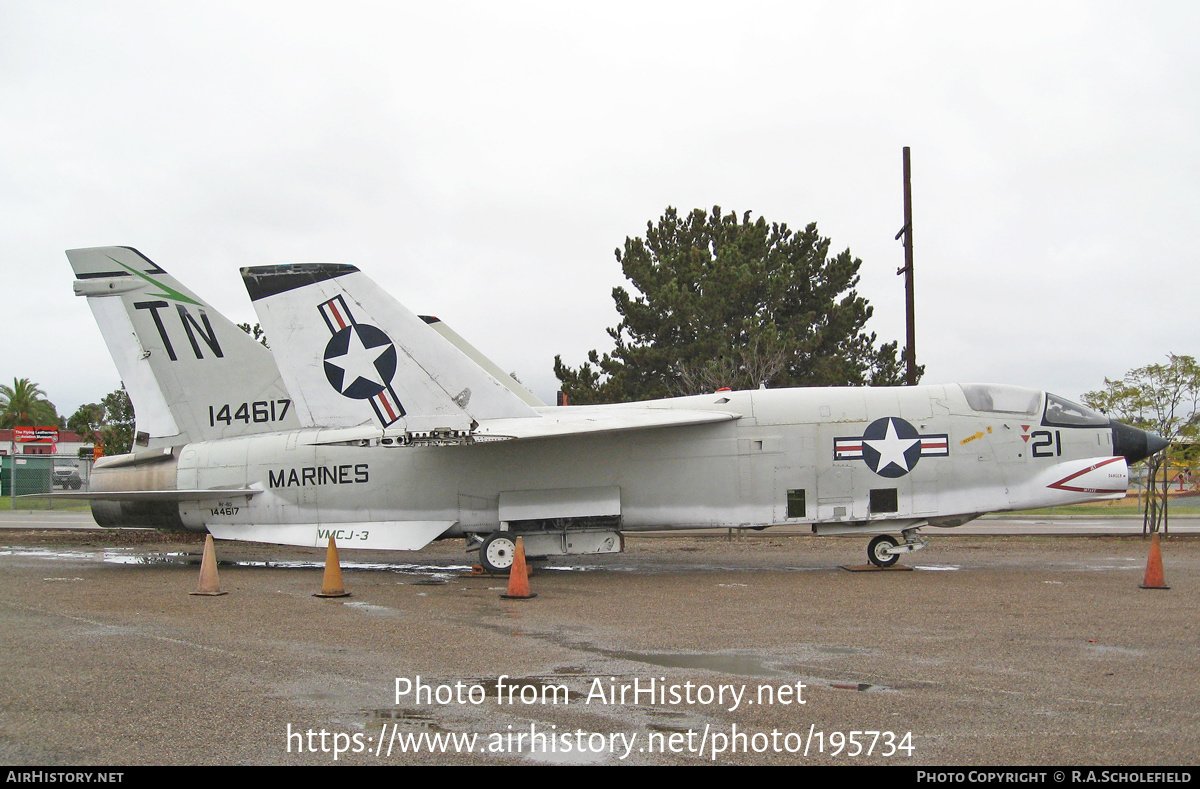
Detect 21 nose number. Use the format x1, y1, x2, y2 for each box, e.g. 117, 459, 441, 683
1030, 429, 1062, 458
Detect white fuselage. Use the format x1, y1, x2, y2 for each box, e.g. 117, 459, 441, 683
167, 385, 1125, 547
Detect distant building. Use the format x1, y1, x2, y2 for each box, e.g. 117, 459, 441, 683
0, 428, 92, 458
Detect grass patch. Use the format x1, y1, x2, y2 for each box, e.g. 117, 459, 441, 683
0, 495, 92, 512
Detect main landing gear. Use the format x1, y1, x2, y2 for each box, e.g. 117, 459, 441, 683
469, 525, 625, 574
866, 528, 929, 568
479, 532, 517, 574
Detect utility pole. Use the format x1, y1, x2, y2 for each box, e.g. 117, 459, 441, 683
895, 146, 917, 385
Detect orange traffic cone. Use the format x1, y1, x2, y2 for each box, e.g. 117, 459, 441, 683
190, 534, 227, 596
500, 536, 536, 600
314, 536, 351, 598
1140, 532, 1170, 590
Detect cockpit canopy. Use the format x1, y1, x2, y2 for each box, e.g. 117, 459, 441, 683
960, 384, 1041, 416
960, 384, 1109, 427
1043, 393, 1109, 427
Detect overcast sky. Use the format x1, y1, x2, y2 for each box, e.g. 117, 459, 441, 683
3, 1, 1197, 418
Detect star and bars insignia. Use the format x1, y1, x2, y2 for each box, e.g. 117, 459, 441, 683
834, 416, 949, 478
318, 295, 406, 427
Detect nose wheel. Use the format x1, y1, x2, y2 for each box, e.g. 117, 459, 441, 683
867, 534, 900, 567
865, 527, 929, 568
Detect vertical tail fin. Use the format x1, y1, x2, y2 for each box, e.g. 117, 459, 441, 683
240, 263, 540, 431
68, 246, 299, 448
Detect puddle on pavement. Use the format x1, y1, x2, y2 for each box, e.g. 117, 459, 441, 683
86, 548, 472, 581
598, 649, 785, 677
1084, 643, 1146, 657
520, 741, 609, 766
12, 546, 842, 578
1070, 564, 1141, 572
362, 697, 610, 764
344, 601, 395, 616
543, 562, 825, 574
468, 677, 581, 703
367, 708, 444, 729
2, 547, 107, 561
480, 619, 793, 678
105, 551, 196, 565
221, 559, 472, 581
471, 619, 894, 695
1, 547, 195, 566
814, 645, 869, 655
830, 682, 881, 692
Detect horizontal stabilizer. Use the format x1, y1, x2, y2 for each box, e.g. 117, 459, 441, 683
22, 488, 262, 502
93, 447, 175, 469
207, 521, 455, 550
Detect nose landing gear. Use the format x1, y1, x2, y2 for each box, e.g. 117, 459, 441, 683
867, 534, 900, 567
866, 527, 929, 568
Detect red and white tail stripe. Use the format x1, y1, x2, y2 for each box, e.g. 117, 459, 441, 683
318, 295, 353, 332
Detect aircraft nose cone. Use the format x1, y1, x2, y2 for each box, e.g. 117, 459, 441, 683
1146, 431, 1170, 457
1110, 419, 1169, 464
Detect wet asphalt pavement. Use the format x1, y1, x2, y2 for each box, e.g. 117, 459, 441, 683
0, 528, 1197, 766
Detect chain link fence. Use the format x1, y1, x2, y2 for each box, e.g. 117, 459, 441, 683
1, 454, 96, 510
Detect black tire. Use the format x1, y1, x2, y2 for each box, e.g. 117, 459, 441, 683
479, 532, 517, 574
867, 534, 899, 568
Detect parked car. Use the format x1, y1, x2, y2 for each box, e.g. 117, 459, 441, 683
53, 463, 82, 490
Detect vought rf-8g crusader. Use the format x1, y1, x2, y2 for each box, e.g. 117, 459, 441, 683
65, 246, 1166, 571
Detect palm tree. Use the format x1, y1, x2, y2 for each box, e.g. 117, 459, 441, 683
0, 378, 61, 428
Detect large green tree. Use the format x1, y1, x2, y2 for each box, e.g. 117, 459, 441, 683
237, 322, 269, 348
67, 387, 135, 455
97, 387, 135, 455
67, 402, 105, 442
1082, 354, 1200, 534
0, 378, 61, 428
554, 207, 915, 404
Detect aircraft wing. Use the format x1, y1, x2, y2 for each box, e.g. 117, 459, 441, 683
473, 406, 740, 441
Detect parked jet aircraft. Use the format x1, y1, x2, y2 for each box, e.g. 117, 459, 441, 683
66, 246, 1166, 570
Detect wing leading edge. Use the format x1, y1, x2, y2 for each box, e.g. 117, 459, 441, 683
474, 406, 739, 441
